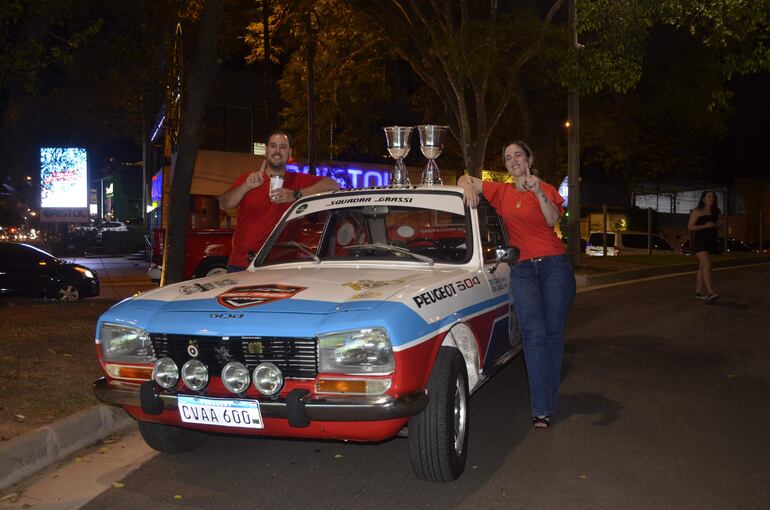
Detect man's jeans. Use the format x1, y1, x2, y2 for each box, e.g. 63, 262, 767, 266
509, 254, 576, 418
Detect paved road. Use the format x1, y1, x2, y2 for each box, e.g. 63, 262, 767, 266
12, 264, 770, 509
68, 255, 157, 300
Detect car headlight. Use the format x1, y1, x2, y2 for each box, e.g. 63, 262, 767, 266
73, 266, 94, 279
318, 328, 394, 374
99, 323, 155, 363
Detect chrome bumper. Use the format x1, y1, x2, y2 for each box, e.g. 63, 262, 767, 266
93, 378, 428, 423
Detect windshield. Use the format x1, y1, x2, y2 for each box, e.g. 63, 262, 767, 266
257, 196, 471, 266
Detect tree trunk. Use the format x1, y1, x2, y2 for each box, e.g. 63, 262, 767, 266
161, 0, 222, 285
464, 139, 488, 178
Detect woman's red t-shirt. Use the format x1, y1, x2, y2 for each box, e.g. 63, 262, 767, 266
482, 180, 566, 261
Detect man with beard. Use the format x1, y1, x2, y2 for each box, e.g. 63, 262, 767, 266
219, 130, 339, 272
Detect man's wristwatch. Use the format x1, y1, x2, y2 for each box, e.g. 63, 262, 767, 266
293, 189, 303, 201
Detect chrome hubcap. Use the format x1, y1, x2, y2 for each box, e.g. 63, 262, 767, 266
59, 285, 79, 301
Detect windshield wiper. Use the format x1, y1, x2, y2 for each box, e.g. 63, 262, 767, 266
343, 242, 434, 265
274, 241, 321, 264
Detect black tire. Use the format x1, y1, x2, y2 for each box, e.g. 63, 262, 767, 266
137, 421, 208, 453
194, 259, 228, 278
408, 346, 469, 482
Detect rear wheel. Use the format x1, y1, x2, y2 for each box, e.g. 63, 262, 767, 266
408, 346, 469, 482
137, 421, 207, 453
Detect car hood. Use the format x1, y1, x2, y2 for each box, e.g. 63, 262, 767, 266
120, 265, 463, 314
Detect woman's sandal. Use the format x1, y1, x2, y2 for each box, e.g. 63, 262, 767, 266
532, 416, 551, 429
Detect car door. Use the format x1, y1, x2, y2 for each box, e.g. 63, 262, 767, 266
651, 235, 674, 254
0, 244, 50, 297
476, 199, 518, 374
0, 244, 16, 293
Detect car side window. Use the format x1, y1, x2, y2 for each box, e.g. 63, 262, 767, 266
1, 245, 33, 264
477, 199, 507, 263
622, 234, 647, 249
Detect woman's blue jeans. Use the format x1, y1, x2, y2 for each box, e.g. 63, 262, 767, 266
509, 254, 576, 418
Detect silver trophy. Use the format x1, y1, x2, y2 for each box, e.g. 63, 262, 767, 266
417, 125, 449, 185
384, 126, 413, 186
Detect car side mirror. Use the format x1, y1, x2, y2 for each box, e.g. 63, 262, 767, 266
489, 246, 520, 273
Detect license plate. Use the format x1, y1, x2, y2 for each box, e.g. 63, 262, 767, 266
177, 395, 264, 429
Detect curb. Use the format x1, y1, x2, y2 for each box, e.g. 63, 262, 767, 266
0, 405, 134, 491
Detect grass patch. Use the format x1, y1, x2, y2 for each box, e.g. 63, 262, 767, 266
0, 298, 118, 441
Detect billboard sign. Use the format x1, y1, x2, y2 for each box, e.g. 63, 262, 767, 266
40, 147, 88, 208
40, 147, 88, 223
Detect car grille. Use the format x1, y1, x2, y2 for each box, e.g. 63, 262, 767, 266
149, 333, 318, 379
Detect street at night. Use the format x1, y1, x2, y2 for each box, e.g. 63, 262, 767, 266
4, 264, 762, 509
2, 2, 769, 508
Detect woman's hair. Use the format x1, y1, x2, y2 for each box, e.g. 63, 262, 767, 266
697, 190, 721, 217
502, 140, 536, 174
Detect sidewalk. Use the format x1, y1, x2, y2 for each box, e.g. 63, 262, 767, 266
2, 254, 769, 492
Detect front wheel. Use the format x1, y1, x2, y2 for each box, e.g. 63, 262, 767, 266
137, 421, 207, 453
57, 285, 80, 301
408, 346, 469, 482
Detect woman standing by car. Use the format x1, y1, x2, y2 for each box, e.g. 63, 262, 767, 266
458, 140, 575, 430
689, 190, 721, 303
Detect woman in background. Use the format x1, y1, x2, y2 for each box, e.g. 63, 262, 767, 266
688, 190, 720, 303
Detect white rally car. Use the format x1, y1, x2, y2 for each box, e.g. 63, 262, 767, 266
93, 185, 521, 482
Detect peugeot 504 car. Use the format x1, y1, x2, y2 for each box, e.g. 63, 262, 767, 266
93, 185, 522, 482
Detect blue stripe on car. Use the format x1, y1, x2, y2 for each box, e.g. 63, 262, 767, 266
98, 294, 507, 349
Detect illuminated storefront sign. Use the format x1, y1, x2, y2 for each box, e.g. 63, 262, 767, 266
148, 170, 163, 212
287, 164, 390, 189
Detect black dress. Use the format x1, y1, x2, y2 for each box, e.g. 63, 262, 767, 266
691, 212, 719, 254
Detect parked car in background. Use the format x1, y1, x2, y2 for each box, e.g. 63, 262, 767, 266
94, 185, 522, 482
586, 230, 675, 256
748, 241, 770, 253
0, 242, 99, 300
679, 238, 752, 255
100, 221, 129, 232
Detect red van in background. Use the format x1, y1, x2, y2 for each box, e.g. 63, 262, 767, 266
148, 228, 233, 282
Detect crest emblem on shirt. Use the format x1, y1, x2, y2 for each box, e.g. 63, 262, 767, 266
216, 284, 306, 309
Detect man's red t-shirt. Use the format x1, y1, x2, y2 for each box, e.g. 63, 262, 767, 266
228, 170, 325, 267
482, 180, 566, 262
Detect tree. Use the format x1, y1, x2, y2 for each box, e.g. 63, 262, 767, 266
162, 0, 223, 285
0, 1, 176, 208
579, 25, 730, 181
244, 0, 407, 163
344, 0, 571, 180
570, 0, 770, 180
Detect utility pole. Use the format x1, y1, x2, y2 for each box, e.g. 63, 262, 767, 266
305, 9, 317, 175
567, 0, 581, 267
